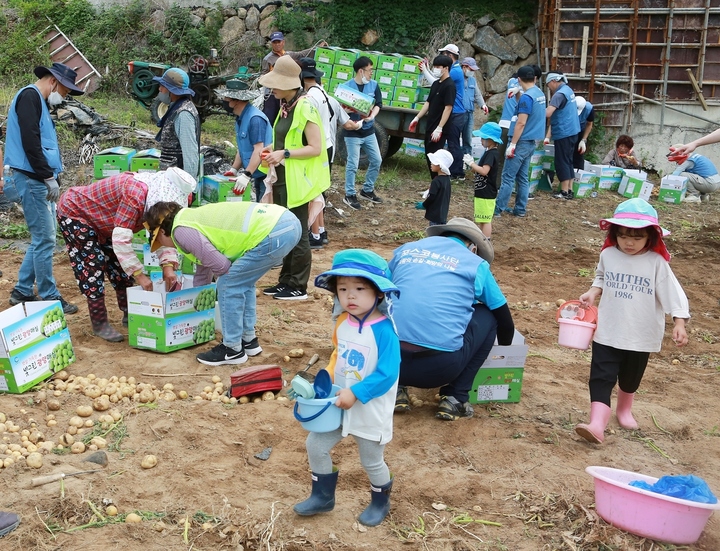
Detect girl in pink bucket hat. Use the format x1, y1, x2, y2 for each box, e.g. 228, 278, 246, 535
575, 198, 690, 444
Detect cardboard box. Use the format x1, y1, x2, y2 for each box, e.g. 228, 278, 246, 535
542, 155, 555, 171
402, 138, 425, 157
378, 54, 401, 72
572, 180, 597, 197
0, 301, 75, 393
375, 70, 397, 87
574, 169, 596, 184
333, 84, 375, 117
658, 175, 688, 204
361, 51, 379, 68
315, 62, 333, 79
591, 164, 624, 190
618, 171, 647, 198
390, 101, 413, 109
333, 48, 358, 67
528, 178, 540, 195
544, 144, 555, 157
327, 79, 344, 95
378, 85, 393, 101
399, 55, 423, 74
469, 330, 528, 404
417, 87, 430, 103
314, 47, 335, 65
202, 174, 251, 204
331, 65, 353, 82
128, 280, 216, 353
130, 148, 161, 173
393, 86, 419, 103
93, 147, 136, 179
528, 164, 544, 182
397, 72, 419, 88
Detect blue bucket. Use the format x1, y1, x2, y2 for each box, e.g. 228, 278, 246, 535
293, 384, 342, 432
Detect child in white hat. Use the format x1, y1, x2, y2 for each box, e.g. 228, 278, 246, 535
417, 149, 453, 225
575, 198, 690, 444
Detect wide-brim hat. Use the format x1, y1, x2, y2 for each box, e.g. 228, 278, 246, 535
258, 55, 302, 91
34, 63, 84, 95
599, 198, 670, 236
315, 249, 399, 297
477, 122, 502, 144
153, 68, 195, 97
425, 217, 494, 264
214, 79, 260, 102
426, 150, 453, 176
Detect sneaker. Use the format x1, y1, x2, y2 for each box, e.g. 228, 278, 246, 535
308, 232, 324, 250
320, 231, 329, 244
394, 385, 410, 413
527, 193, 536, 200
359, 190, 383, 203
273, 286, 307, 301
263, 284, 287, 296
51, 296, 79, 315
8, 288, 38, 306
700, 194, 710, 203
683, 194, 701, 203
0, 511, 20, 537
435, 396, 474, 421
242, 337, 263, 357
553, 190, 573, 200
511, 211, 526, 218
566, 190, 574, 200
343, 195, 362, 210
451, 175, 466, 182
197, 343, 247, 366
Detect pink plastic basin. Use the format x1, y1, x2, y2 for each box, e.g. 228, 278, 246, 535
558, 318, 596, 349
586, 466, 720, 544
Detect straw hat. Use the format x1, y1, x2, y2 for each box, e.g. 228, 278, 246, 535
426, 217, 494, 264
258, 55, 301, 90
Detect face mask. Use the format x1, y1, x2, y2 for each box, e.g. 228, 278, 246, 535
48, 87, 64, 107
157, 91, 171, 105
431, 68, 442, 78
361, 76, 370, 85
463, 68, 472, 77
221, 100, 234, 114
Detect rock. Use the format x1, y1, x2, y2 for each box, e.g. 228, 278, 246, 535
192, 7, 206, 20
221, 7, 236, 18
476, 14, 494, 27
472, 26, 517, 63
149, 9, 165, 32
188, 14, 203, 28
486, 91, 509, 110
284, 31, 313, 51
477, 54, 502, 80
486, 63, 517, 94
245, 6, 260, 31
260, 4, 278, 19
220, 17, 246, 47
361, 29, 379, 46
463, 24, 476, 42
457, 41, 475, 60
254, 447, 272, 461
259, 16, 276, 38
84, 450, 109, 467
493, 19, 518, 35
237, 8, 247, 19
505, 33, 533, 61
523, 26, 537, 46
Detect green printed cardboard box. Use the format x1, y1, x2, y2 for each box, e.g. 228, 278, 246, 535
127, 280, 217, 353
202, 174, 251, 204
93, 146, 136, 179
130, 148, 161, 173
0, 301, 75, 393
469, 331, 528, 404
333, 84, 375, 117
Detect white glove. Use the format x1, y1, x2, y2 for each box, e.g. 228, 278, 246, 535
45, 178, 60, 202
431, 126, 443, 142
463, 154, 474, 168
482, 105, 489, 115
577, 139, 587, 154
233, 172, 251, 194
543, 138, 550, 145
223, 167, 238, 177
408, 117, 420, 132
505, 143, 516, 159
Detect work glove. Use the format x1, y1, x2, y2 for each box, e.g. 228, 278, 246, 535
431, 126, 443, 142
233, 172, 251, 195
543, 137, 551, 146
463, 154, 474, 168
481, 105, 489, 115
577, 139, 587, 154
415, 201, 425, 210
408, 117, 420, 132
44, 178, 60, 202
224, 167, 238, 177
505, 143, 516, 159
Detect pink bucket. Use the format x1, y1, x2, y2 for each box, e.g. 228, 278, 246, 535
558, 318, 596, 349
586, 466, 720, 544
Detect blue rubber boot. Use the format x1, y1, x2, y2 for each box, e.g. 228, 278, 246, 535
293, 469, 338, 516
357, 477, 393, 527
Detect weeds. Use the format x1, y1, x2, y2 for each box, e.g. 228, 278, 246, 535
0, 223, 30, 239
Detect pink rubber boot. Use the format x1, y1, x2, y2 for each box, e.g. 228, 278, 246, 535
575, 402, 612, 444
616, 389, 639, 430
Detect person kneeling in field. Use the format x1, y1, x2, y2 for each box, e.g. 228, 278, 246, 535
144, 200, 301, 367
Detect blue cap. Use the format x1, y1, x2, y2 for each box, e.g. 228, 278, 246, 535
475, 122, 502, 144
315, 249, 399, 297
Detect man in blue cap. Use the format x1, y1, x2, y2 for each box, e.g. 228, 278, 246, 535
4, 62, 84, 314
153, 68, 200, 182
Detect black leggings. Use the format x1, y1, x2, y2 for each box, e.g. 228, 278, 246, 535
588, 341, 650, 406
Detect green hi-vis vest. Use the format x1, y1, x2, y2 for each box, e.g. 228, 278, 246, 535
172, 202, 286, 264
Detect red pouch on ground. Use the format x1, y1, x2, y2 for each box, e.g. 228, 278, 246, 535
229, 364, 284, 398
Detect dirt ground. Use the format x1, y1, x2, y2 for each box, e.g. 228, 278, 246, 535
0, 161, 719, 551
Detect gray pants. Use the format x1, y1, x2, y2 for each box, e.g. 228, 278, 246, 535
684, 172, 720, 196
306, 428, 390, 487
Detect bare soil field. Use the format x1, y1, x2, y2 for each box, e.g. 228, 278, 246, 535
0, 158, 719, 551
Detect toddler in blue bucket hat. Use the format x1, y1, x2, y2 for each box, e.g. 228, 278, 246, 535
464, 121, 503, 237
292, 249, 400, 527
575, 198, 690, 444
